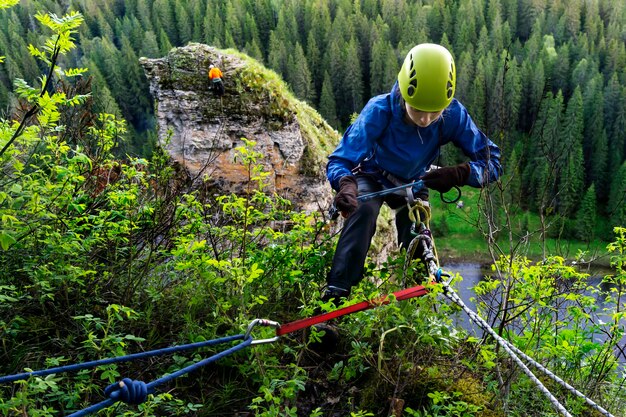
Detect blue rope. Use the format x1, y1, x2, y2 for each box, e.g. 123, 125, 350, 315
67, 336, 252, 417
0, 334, 244, 384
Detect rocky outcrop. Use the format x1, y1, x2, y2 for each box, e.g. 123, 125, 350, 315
140, 43, 339, 212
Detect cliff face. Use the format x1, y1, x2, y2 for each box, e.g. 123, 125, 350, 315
140, 43, 339, 212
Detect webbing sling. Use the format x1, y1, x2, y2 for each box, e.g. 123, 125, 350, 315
276, 284, 429, 336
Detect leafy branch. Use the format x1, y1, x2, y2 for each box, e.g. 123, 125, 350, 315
0, 11, 85, 159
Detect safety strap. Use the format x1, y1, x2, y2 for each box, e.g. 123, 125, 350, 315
276, 284, 428, 336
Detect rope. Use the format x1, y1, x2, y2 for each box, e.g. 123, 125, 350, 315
67, 336, 252, 417
0, 334, 245, 384
443, 289, 616, 417
443, 288, 573, 417
415, 224, 610, 417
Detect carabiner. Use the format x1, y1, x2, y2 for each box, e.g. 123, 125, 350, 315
245, 319, 281, 345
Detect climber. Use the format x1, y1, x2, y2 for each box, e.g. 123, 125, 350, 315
322, 43, 502, 306
208, 64, 225, 97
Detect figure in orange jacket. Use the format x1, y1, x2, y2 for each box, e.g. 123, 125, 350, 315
208, 64, 225, 97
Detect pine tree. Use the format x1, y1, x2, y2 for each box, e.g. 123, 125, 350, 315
135, 0, 154, 33
469, 57, 487, 129
153, 0, 177, 45
608, 162, 626, 227
456, 51, 474, 105
428, 0, 453, 44
267, 31, 289, 79
175, 1, 192, 45
502, 54, 522, 139
519, 58, 545, 131
604, 74, 625, 173
244, 38, 264, 63
252, 0, 274, 58
243, 13, 261, 54
576, 184, 597, 242
558, 87, 585, 217
369, 36, 387, 96
583, 75, 608, 198
158, 28, 173, 56
306, 31, 322, 97
224, 2, 242, 49
344, 37, 363, 118
202, 3, 222, 46
288, 42, 315, 104
190, 0, 204, 41
140, 30, 161, 58
325, 39, 346, 123
319, 71, 338, 128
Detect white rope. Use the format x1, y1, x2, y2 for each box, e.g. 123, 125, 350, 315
442, 288, 573, 417
412, 229, 615, 417
443, 287, 617, 417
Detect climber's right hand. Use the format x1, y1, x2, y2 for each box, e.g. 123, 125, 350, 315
333, 176, 358, 218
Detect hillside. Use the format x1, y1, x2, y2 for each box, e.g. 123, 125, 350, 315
0, 2, 625, 417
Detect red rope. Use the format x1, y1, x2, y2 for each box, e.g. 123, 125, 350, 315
276, 285, 429, 336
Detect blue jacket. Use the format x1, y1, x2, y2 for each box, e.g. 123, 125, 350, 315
327, 82, 502, 191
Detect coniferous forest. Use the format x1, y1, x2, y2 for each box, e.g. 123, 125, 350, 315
0, 0, 625, 236
1, 1, 626, 416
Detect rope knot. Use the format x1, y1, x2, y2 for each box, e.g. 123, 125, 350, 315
104, 378, 148, 405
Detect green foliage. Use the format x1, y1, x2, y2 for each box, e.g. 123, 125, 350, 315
1, 2, 626, 416
473, 253, 625, 415
405, 390, 483, 417
2, 0, 626, 221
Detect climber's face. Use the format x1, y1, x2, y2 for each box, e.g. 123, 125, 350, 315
405, 102, 443, 127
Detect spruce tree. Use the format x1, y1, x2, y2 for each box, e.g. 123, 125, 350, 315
153, 0, 177, 45
604, 74, 625, 174
469, 57, 487, 129
558, 87, 585, 217
140, 30, 160, 58
456, 51, 474, 105
288, 42, 315, 104
608, 162, 626, 228
344, 37, 364, 118
502, 54, 522, 138
369, 37, 387, 96
319, 71, 339, 129
244, 39, 264, 64
306, 32, 321, 96
175, 2, 192, 45
135, 0, 154, 33
158, 28, 173, 56
576, 184, 597, 242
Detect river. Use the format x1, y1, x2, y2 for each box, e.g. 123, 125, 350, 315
442, 262, 626, 370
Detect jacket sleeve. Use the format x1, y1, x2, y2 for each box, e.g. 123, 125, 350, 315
445, 101, 502, 188
326, 97, 391, 190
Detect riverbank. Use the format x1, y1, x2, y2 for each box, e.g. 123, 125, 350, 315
434, 232, 614, 271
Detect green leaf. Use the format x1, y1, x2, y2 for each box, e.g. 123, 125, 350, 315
0, 231, 16, 250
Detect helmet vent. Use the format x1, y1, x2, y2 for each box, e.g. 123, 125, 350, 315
410, 69, 416, 78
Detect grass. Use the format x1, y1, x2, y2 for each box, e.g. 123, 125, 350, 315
428, 186, 613, 267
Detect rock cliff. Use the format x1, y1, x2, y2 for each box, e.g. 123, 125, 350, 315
140, 43, 338, 212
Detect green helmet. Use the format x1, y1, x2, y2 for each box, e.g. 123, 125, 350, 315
398, 43, 456, 112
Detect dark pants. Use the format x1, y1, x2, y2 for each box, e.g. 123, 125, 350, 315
327, 175, 417, 291
212, 80, 224, 96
